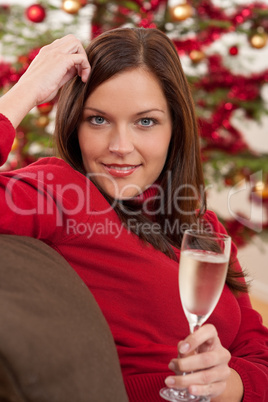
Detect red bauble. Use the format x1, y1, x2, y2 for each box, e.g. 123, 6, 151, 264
0, 61, 12, 88
80, 0, 88, 6
25, 4, 46, 23
37, 102, 54, 115
229, 45, 238, 56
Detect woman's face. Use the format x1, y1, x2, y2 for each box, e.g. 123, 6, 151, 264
78, 68, 172, 199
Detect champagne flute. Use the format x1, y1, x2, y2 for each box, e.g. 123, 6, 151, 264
160, 229, 231, 402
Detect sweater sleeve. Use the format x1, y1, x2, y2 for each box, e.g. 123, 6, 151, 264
0, 113, 50, 238
204, 210, 268, 401
0, 113, 16, 166
0, 113, 92, 242
228, 293, 268, 402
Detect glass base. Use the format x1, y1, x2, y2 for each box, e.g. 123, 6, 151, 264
159, 387, 210, 402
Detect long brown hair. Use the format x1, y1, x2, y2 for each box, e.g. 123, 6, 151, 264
55, 27, 247, 294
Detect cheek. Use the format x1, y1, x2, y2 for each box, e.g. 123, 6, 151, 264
145, 145, 170, 181
152, 136, 171, 163
78, 132, 101, 163
151, 138, 171, 176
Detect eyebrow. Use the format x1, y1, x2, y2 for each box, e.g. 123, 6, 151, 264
136, 108, 165, 115
84, 107, 165, 115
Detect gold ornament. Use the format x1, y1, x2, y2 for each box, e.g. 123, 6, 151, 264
11, 137, 19, 152
249, 32, 268, 49
170, 3, 193, 21
189, 50, 205, 63
2, 84, 12, 95
253, 181, 268, 200
62, 0, 81, 14
36, 115, 50, 128
233, 173, 246, 186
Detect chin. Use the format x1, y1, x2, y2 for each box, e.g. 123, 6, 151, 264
108, 190, 141, 201
99, 181, 144, 201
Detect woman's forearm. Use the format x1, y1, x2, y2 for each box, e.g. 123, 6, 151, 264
0, 81, 37, 129
0, 34, 90, 129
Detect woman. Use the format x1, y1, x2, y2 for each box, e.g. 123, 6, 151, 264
0, 28, 267, 401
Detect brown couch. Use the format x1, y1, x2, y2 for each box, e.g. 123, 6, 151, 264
0, 235, 129, 402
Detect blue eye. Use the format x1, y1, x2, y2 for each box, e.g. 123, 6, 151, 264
140, 118, 155, 127
89, 116, 106, 125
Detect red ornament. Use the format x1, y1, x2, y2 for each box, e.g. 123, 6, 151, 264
28, 48, 41, 61
0, 5, 10, 13
224, 102, 235, 111
25, 4, 46, 23
0, 61, 12, 88
224, 216, 256, 248
17, 55, 29, 66
37, 102, 54, 115
91, 24, 102, 38
229, 45, 238, 56
241, 8, 251, 18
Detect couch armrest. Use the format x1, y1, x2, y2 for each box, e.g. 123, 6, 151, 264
0, 235, 128, 402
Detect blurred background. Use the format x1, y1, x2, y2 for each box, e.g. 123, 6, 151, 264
0, 0, 268, 324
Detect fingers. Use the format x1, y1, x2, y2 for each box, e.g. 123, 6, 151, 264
50, 35, 91, 82
18, 34, 91, 105
169, 347, 230, 374
0, 34, 91, 128
38, 34, 91, 83
69, 54, 91, 83
165, 324, 231, 399
188, 374, 228, 399
177, 324, 219, 355
165, 364, 230, 398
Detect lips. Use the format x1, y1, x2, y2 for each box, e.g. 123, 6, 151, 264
103, 163, 141, 177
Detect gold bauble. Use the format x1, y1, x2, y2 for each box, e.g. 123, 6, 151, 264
253, 181, 268, 200
233, 173, 246, 186
11, 137, 19, 152
36, 115, 50, 128
170, 3, 193, 21
189, 50, 205, 63
249, 32, 268, 49
2, 84, 12, 95
62, 0, 81, 14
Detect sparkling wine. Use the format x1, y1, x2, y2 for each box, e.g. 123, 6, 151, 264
179, 250, 228, 324
160, 231, 231, 402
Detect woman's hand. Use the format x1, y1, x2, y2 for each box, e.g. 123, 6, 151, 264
0, 35, 90, 128
18, 34, 91, 105
165, 324, 232, 400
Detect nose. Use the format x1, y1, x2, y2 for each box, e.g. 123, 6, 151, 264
108, 124, 135, 156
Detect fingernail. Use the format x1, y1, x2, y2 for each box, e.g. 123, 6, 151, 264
168, 361, 176, 371
165, 377, 175, 386
179, 342, 190, 354
190, 385, 197, 394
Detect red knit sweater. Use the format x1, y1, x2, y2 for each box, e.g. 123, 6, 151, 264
0, 114, 268, 401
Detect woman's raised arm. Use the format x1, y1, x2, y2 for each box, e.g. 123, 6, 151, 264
0, 35, 90, 129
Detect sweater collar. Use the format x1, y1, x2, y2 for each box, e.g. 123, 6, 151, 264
129, 184, 159, 205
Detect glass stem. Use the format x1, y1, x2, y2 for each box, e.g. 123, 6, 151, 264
189, 321, 202, 354
189, 323, 201, 334
177, 320, 203, 383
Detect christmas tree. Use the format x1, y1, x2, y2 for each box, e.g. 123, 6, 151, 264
1, 0, 268, 246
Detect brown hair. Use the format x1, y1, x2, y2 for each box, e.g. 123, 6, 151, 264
55, 27, 247, 294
